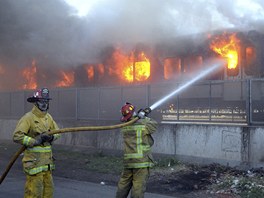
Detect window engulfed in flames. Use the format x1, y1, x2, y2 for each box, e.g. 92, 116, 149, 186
84, 65, 94, 80
1, 32, 258, 91
56, 70, 75, 87
209, 33, 239, 69
112, 49, 134, 82
112, 49, 150, 82
134, 52, 150, 81
245, 46, 257, 75
246, 47, 256, 67
164, 58, 181, 80
22, 59, 37, 90
17, 48, 151, 90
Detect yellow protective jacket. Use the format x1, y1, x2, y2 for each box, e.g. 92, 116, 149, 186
13, 106, 60, 175
121, 117, 158, 169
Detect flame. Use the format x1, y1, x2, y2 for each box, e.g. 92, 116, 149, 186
84, 65, 94, 80
112, 49, 134, 82
112, 49, 150, 82
123, 64, 134, 82
246, 47, 256, 65
21, 60, 37, 90
56, 70, 74, 87
98, 64, 104, 75
135, 52, 150, 81
164, 58, 181, 80
210, 33, 239, 69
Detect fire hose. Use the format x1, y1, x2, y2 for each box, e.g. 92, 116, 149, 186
0, 117, 139, 184
0, 60, 224, 185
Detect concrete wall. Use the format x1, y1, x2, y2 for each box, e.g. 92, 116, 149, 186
1, 119, 264, 169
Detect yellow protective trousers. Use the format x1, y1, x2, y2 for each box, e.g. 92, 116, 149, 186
24, 170, 54, 198
116, 168, 149, 198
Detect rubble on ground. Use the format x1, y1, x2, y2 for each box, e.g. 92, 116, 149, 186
149, 163, 264, 198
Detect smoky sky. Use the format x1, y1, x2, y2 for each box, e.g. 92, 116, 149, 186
0, 0, 264, 69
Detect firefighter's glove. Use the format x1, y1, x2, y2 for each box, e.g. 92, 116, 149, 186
33, 134, 44, 146
41, 133, 54, 143
137, 109, 146, 119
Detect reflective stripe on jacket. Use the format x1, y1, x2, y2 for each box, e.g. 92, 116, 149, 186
13, 105, 60, 175
121, 117, 158, 169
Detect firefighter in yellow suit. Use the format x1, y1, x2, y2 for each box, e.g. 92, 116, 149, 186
116, 102, 158, 198
13, 88, 61, 198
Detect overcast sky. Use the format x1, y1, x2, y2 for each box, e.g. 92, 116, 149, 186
0, 0, 264, 68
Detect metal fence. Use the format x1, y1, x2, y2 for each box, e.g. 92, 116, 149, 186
0, 79, 264, 125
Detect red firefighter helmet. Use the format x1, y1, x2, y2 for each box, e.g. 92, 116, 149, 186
121, 102, 135, 122
27, 88, 51, 103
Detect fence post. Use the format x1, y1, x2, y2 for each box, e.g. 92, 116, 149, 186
246, 79, 251, 125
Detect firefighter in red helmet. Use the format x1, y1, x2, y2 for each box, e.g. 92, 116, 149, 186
116, 102, 158, 198
13, 88, 60, 198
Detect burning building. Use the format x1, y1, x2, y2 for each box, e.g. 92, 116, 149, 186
0, 30, 264, 124
0, 30, 263, 91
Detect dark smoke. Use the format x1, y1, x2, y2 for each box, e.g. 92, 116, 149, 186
0, 0, 263, 90
1, 0, 264, 65
0, 0, 91, 67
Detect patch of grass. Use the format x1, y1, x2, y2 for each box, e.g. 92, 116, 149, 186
84, 154, 123, 174
150, 157, 189, 176
55, 148, 183, 175
83, 155, 181, 174
154, 157, 180, 168
54, 149, 123, 174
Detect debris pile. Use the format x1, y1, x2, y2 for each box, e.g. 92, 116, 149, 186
149, 163, 264, 197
